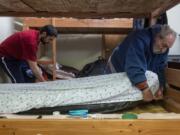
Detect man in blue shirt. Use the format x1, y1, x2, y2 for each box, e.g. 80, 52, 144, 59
106, 25, 176, 102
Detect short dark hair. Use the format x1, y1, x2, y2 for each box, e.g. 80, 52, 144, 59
40, 25, 58, 37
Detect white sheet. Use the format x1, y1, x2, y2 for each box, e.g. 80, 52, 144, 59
0, 71, 159, 113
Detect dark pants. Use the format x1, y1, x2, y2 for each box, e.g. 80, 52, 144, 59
0, 57, 35, 83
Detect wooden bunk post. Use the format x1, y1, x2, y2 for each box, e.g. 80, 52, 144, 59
101, 34, 106, 59
51, 18, 57, 80
149, 14, 157, 26
22, 20, 29, 31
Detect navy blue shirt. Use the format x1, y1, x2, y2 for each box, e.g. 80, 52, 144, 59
110, 25, 168, 87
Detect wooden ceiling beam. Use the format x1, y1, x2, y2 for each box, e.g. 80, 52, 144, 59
0, 0, 179, 18
151, 0, 180, 18
0, 0, 34, 12
23, 18, 133, 34
0, 11, 149, 18
23, 18, 133, 28
0, 4, 10, 11
20, 0, 37, 12
51, 27, 132, 34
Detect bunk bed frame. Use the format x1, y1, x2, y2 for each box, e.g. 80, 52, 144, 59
0, 0, 180, 135
23, 17, 133, 80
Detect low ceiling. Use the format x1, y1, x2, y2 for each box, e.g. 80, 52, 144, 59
0, 0, 179, 18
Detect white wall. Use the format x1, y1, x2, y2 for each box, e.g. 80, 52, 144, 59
44, 34, 102, 70
167, 4, 180, 55
0, 17, 14, 43
0, 17, 14, 83
55, 34, 102, 70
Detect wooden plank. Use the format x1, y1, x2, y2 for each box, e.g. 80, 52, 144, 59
55, 27, 132, 34
168, 61, 180, 69
0, 11, 149, 18
51, 18, 57, 81
166, 87, 180, 103
23, 18, 132, 34
165, 68, 180, 88
54, 18, 133, 28
0, 0, 34, 12
13, 128, 180, 135
23, 18, 133, 28
0, 0, 179, 18
23, 17, 52, 26
1, 119, 180, 135
22, 0, 175, 14
163, 98, 180, 113
0, 4, 10, 11
152, 0, 180, 18
0, 129, 14, 135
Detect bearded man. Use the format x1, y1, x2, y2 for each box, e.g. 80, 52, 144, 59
106, 25, 176, 101
0, 25, 58, 83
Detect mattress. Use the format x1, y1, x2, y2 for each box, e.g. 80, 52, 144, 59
0, 71, 159, 114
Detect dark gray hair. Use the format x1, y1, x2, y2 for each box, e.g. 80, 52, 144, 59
40, 25, 58, 37
158, 25, 177, 39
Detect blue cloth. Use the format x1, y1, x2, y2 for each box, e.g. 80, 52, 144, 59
133, 19, 145, 30
108, 25, 168, 87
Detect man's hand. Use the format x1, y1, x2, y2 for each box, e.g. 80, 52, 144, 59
142, 88, 154, 102
154, 87, 163, 100
27, 60, 45, 82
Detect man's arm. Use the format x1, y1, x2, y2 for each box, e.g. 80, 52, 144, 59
124, 35, 154, 101
153, 52, 169, 100
157, 51, 169, 89
27, 60, 45, 82
125, 36, 147, 86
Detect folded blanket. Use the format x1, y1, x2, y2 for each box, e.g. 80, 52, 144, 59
0, 71, 159, 113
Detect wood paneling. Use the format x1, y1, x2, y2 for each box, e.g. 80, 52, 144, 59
152, 0, 180, 17
1, 119, 180, 135
0, 0, 34, 11
24, 18, 132, 28
163, 98, 180, 113
0, 128, 14, 135
164, 67, 180, 113
166, 87, 180, 103
22, 0, 175, 13
0, 4, 10, 11
0, 12, 148, 18
165, 68, 180, 88
23, 18, 133, 34
0, 0, 179, 18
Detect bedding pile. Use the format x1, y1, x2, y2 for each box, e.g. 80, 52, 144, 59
0, 71, 159, 113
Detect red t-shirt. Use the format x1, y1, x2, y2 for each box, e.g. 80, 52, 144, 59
0, 30, 39, 61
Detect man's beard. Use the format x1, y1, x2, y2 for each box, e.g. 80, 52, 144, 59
153, 45, 167, 54
153, 46, 162, 54
153, 44, 166, 54
40, 37, 48, 45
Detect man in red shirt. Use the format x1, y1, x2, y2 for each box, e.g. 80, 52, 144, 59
0, 25, 58, 83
